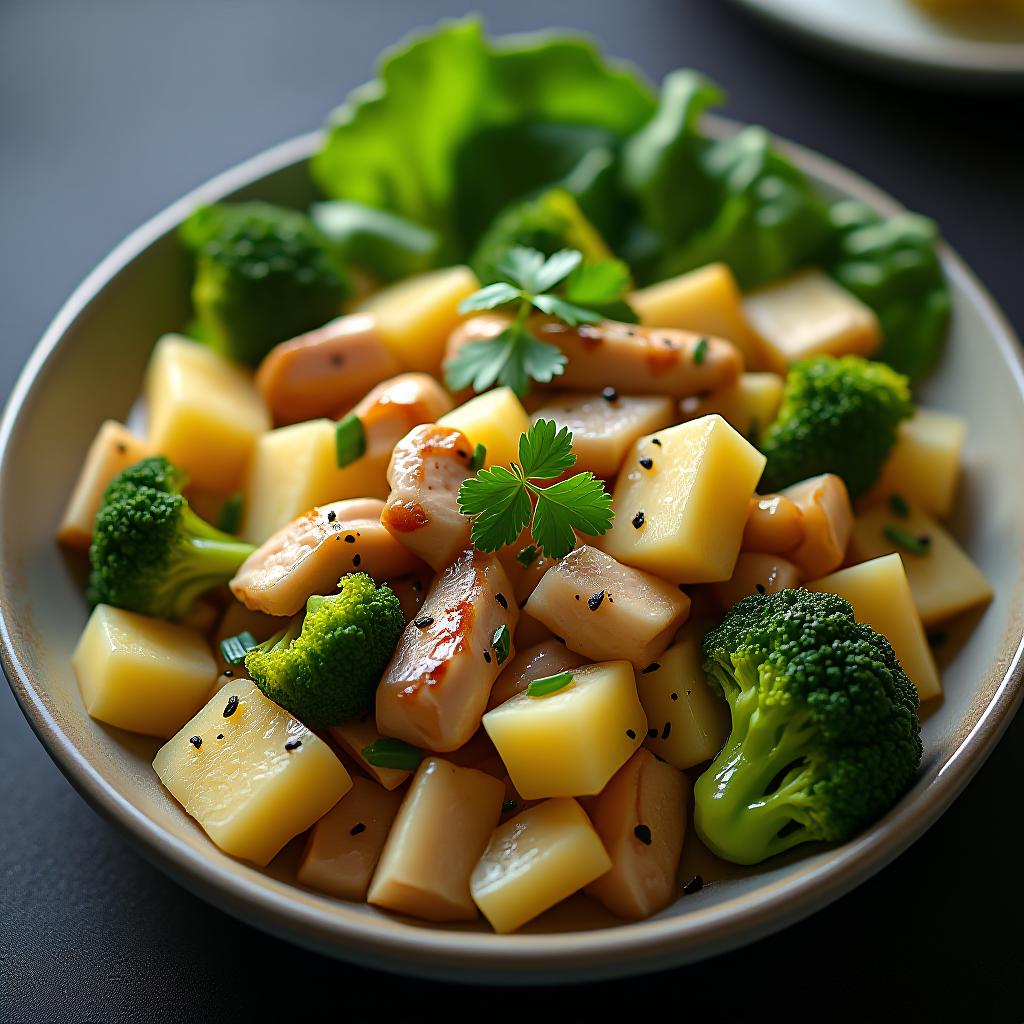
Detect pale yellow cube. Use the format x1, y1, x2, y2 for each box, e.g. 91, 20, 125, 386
154, 680, 352, 865
630, 263, 764, 368
637, 626, 730, 770
241, 419, 386, 544
145, 335, 270, 492
329, 718, 411, 791
808, 553, 941, 701
57, 421, 152, 549
482, 661, 647, 800
73, 605, 217, 737
368, 758, 504, 922
743, 268, 881, 372
849, 505, 992, 627
866, 409, 966, 519
678, 372, 784, 438
470, 797, 611, 934
438, 387, 530, 469
358, 266, 479, 375
529, 392, 674, 479
601, 416, 767, 583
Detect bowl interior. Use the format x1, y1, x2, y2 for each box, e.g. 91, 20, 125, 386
2, 129, 1022, 982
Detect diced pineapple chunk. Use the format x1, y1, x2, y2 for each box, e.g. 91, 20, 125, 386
636, 626, 729, 770
808, 553, 941, 701
866, 409, 966, 518
329, 717, 410, 791
145, 335, 270, 492
743, 268, 880, 372
583, 749, 689, 920
742, 494, 804, 554
601, 416, 766, 583
780, 473, 853, 579
153, 680, 352, 864
73, 605, 217, 737
438, 387, 530, 468
297, 776, 403, 901
482, 660, 647, 799
678, 372, 784, 438
630, 263, 764, 368
367, 758, 504, 921
849, 505, 992, 627
709, 552, 801, 608
57, 421, 151, 549
470, 797, 611, 934
358, 266, 479, 375
529, 392, 674, 479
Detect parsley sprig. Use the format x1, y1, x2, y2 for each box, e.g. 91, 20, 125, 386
458, 419, 614, 560
445, 246, 635, 398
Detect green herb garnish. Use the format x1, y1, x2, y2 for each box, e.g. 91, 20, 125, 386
335, 412, 366, 467
361, 738, 423, 771
888, 493, 910, 518
693, 337, 709, 365
515, 545, 538, 568
220, 631, 259, 665
884, 524, 931, 556
458, 419, 614, 560
445, 246, 633, 398
468, 443, 487, 471
492, 624, 511, 665
501, 798, 519, 813
527, 670, 575, 698
216, 493, 244, 535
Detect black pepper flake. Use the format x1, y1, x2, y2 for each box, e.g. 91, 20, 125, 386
662, 721, 672, 740
344, 533, 355, 543
587, 591, 605, 611
223, 669, 233, 678
647, 727, 658, 739
413, 615, 434, 629
641, 663, 660, 675
502, 799, 518, 813
352, 553, 361, 567
670, 692, 678, 701
285, 738, 302, 752
601, 386, 618, 402
683, 875, 704, 895
639, 456, 654, 470
651, 438, 662, 447
495, 593, 508, 609
223, 694, 239, 718
483, 650, 492, 663
756, 583, 767, 595
327, 510, 337, 523
632, 511, 645, 529
626, 729, 637, 740
634, 824, 653, 845
189, 735, 202, 749
216, 734, 224, 740
350, 822, 366, 836
575, 594, 580, 601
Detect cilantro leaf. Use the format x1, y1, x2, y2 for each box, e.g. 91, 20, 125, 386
532, 473, 614, 559
444, 334, 515, 393
517, 418, 576, 479
458, 466, 532, 551
564, 259, 632, 306
532, 293, 603, 326
519, 334, 567, 385
497, 246, 546, 293
458, 281, 522, 313
532, 249, 583, 293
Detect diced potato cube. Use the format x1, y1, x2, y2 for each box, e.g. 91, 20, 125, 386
358, 266, 479, 375
849, 505, 992, 627
73, 605, 217, 737
470, 797, 611, 933
630, 263, 764, 368
329, 717, 410, 791
297, 776, 403, 900
866, 409, 966, 519
525, 545, 690, 670
240, 419, 385, 544
742, 494, 804, 554
808, 553, 941, 701
482, 660, 647, 799
583, 749, 689, 919
529, 392, 674, 480
154, 680, 351, 864
636, 626, 730, 770
145, 335, 270, 492
709, 552, 801, 608
438, 387, 530, 469
743, 268, 880, 372
601, 416, 766, 584
57, 421, 151, 549
367, 758, 504, 921
780, 474, 853, 579
678, 372, 784, 438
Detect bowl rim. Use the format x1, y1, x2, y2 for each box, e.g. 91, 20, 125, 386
2, 122, 1023, 981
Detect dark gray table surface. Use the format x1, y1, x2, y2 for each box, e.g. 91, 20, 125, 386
1, 2, 1021, 1020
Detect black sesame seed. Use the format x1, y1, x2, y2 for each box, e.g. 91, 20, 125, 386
632, 511, 645, 529
641, 663, 660, 675
639, 456, 654, 470
483, 650, 492, 663
662, 721, 672, 740
634, 824, 653, 845
683, 875, 704, 895
350, 822, 366, 836
601, 386, 618, 402
413, 615, 434, 629
651, 438, 662, 447
626, 729, 637, 740
575, 594, 580, 601
223, 669, 233, 678
223, 694, 239, 718
587, 591, 605, 611
285, 738, 302, 752
216, 734, 224, 740
189, 735, 202, 750
352, 553, 361, 567
647, 727, 658, 739
327, 510, 337, 523
344, 533, 355, 543
756, 583, 767, 595
495, 593, 508, 609
670, 692, 679, 701
502, 799, 519, 813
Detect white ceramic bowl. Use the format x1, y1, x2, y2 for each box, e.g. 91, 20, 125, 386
2, 122, 1022, 983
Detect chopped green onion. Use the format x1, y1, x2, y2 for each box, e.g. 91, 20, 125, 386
516, 544, 538, 568
361, 738, 423, 771
888, 493, 910, 518
527, 670, 574, 698
693, 337, 709, 365
216, 493, 244, 534
492, 624, 510, 665
220, 631, 258, 665
884, 524, 931, 556
335, 412, 366, 467
468, 443, 487, 471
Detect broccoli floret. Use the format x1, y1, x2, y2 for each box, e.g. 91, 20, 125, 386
694, 588, 922, 865
759, 354, 913, 500
244, 573, 403, 726
88, 456, 254, 620
179, 201, 352, 367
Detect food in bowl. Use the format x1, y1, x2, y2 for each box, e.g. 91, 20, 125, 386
58, 19, 992, 934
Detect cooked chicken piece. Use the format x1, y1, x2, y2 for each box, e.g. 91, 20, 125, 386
487, 639, 587, 710
380, 424, 476, 571
230, 497, 423, 617
376, 549, 519, 752
256, 313, 399, 425
387, 570, 434, 623
781, 473, 853, 580
495, 527, 558, 604
349, 372, 454, 454
741, 493, 805, 554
